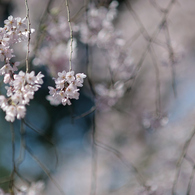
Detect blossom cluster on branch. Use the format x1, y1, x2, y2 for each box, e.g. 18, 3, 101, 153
0, 16, 44, 122
33, 1, 134, 110
47, 70, 86, 106
0, 71, 44, 122
79, 1, 134, 110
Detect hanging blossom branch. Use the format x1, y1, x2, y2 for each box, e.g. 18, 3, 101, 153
0, 16, 44, 122
46, 0, 86, 106
0, 1, 45, 194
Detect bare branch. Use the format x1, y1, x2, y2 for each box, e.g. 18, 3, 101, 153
64, 0, 73, 71
172, 127, 195, 195
24, 0, 31, 73
23, 120, 59, 168
25, 146, 66, 195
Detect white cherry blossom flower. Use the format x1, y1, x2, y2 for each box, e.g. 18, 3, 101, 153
48, 86, 56, 95
26, 71, 36, 84
0, 64, 12, 75
3, 73, 11, 83
16, 105, 26, 119
5, 105, 17, 122
4, 16, 16, 29
12, 62, 20, 72
76, 73, 87, 83
62, 98, 71, 106
16, 17, 27, 30
35, 72, 44, 84
1, 70, 44, 122
0, 95, 7, 111
46, 95, 61, 106
66, 71, 75, 83
58, 70, 67, 80
47, 70, 86, 106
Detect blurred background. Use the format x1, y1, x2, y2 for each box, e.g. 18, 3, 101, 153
0, 0, 195, 194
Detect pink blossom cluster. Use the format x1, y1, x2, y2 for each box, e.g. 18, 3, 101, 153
79, 1, 118, 46
33, 16, 78, 76
95, 81, 125, 111
46, 70, 86, 106
0, 15, 31, 64
33, 1, 133, 109
142, 112, 169, 131
0, 70, 44, 122
79, 1, 134, 109
0, 16, 44, 122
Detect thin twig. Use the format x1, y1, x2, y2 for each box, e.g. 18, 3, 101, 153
33, 0, 54, 55
23, 120, 59, 168
149, 0, 166, 13
149, 46, 161, 115
15, 171, 31, 185
164, 23, 177, 97
25, 145, 65, 195
90, 112, 97, 195
16, 120, 26, 167
95, 140, 150, 191
86, 45, 96, 97
15, 120, 31, 185
125, 0, 176, 107
9, 123, 16, 195
73, 106, 96, 120
185, 155, 195, 195
64, 0, 73, 71
172, 127, 195, 195
24, 0, 31, 73
0, 177, 13, 184
84, 5, 98, 194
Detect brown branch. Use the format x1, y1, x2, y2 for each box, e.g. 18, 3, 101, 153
25, 146, 66, 195
95, 140, 150, 191
172, 127, 195, 195
64, 0, 73, 71
73, 106, 96, 120
90, 112, 97, 195
164, 23, 177, 97
149, 46, 161, 115
24, 0, 31, 73
23, 119, 59, 168
9, 123, 16, 195
184, 155, 195, 195
33, 0, 54, 56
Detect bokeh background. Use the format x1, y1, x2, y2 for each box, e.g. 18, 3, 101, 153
1, 0, 195, 194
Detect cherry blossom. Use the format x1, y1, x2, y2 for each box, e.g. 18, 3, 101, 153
0, 16, 44, 122
0, 70, 44, 122
47, 70, 86, 106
